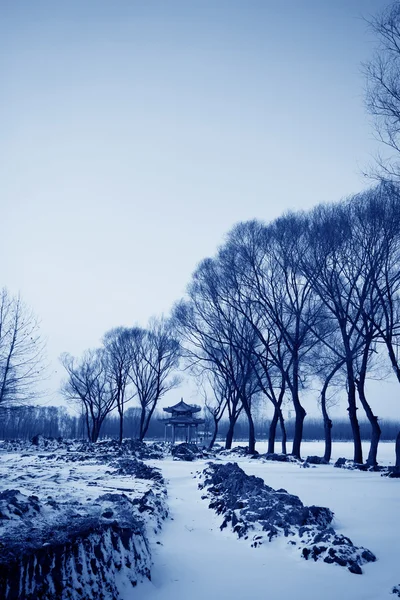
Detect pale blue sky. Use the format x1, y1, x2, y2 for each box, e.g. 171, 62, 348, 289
1, 0, 396, 416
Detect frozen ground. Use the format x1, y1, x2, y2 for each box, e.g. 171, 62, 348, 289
0, 440, 398, 599
134, 441, 399, 600
0, 442, 168, 599
233, 439, 397, 465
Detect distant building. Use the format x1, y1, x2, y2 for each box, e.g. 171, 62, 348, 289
161, 398, 204, 444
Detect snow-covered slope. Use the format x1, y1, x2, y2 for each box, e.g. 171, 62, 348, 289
0, 442, 168, 600
135, 448, 399, 600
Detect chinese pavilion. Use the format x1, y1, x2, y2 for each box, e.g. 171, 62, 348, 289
162, 399, 204, 444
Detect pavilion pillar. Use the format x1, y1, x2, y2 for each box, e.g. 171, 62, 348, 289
172, 425, 175, 445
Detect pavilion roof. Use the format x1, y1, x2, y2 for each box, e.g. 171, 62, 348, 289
163, 399, 201, 414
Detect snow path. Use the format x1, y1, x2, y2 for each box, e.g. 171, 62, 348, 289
131, 458, 392, 600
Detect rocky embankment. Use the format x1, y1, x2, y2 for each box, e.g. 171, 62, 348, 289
199, 462, 376, 575
0, 441, 168, 600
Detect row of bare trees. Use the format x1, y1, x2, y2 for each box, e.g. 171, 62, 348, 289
173, 183, 400, 469
60, 318, 180, 442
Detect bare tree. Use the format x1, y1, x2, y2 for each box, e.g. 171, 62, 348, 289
359, 183, 400, 469
128, 318, 180, 441
60, 350, 116, 442
364, 1, 400, 180
222, 217, 322, 459
0, 288, 46, 409
103, 328, 135, 444
301, 197, 382, 464
199, 376, 227, 449
173, 257, 261, 453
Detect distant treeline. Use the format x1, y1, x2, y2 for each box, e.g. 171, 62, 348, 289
1, 405, 398, 443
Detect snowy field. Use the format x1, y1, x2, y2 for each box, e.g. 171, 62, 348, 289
0, 440, 398, 599
135, 442, 399, 600
0, 441, 168, 599
232, 439, 398, 465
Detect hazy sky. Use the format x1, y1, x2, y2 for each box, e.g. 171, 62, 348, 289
1, 0, 397, 417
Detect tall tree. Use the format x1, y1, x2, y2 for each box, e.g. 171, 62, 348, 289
302, 193, 386, 464
364, 1, 400, 180
173, 257, 261, 453
223, 217, 322, 459
60, 349, 116, 442
103, 328, 135, 444
359, 183, 400, 469
0, 288, 46, 409
128, 318, 180, 441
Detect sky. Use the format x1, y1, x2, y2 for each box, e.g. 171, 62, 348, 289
1, 0, 397, 418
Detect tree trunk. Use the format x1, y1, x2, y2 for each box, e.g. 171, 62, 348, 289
85, 411, 91, 442
321, 397, 332, 463
346, 373, 363, 464
290, 357, 306, 460
142, 401, 158, 441
118, 408, 123, 445
268, 407, 279, 454
356, 380, 381, 467
138, 405, 146, 441
278, 409, 287, 454
92, 420, 100, 443
395, 430, 400, 471
246, 409, 256, 455
225, 417, 235, 449
382, 341, 400, 470
321, 378, 333, 463
208, 416, 218, 449
291, 403, 306, 459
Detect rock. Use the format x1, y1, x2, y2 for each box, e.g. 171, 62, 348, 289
393, 584, 400, 597
200, 462, 376, 574
0, 489, 166, 600
172, 443, 200, 461
384, 467, 400, 478
334, 458, 386, 472
110, 457, 164, 483
306, 456, 329, 465
218, 446, 255, 457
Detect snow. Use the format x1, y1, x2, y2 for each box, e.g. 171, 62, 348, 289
0, 440, 398, 599
0, 446, 168, 600
132, 444, 399, 600
233, 439, 397, 465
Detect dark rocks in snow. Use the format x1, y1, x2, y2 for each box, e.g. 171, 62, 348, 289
299, 527, 376, 574
334, 457, 365, 470
306, 456, 329, 465
383, 467, 400, 478
260, 453, 299, 463
0, 437, 168, 461
110, 457, 164, 483
122, 439, 166, 460
334, 457, 387, 472
171, 443, 212, 461
0, 487, 166, 599
393, 584, 400, 596
200, 462, 376, 574
0, 489, 41, 521
0, 445, 169, 600
218, 446, 257, 458
131, 489, 169, 529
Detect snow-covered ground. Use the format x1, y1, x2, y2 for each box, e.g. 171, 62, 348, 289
233, 439, 397, 465
0, 442, 168, 599
134, 442, 399, 600
0, 440, 398, 599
